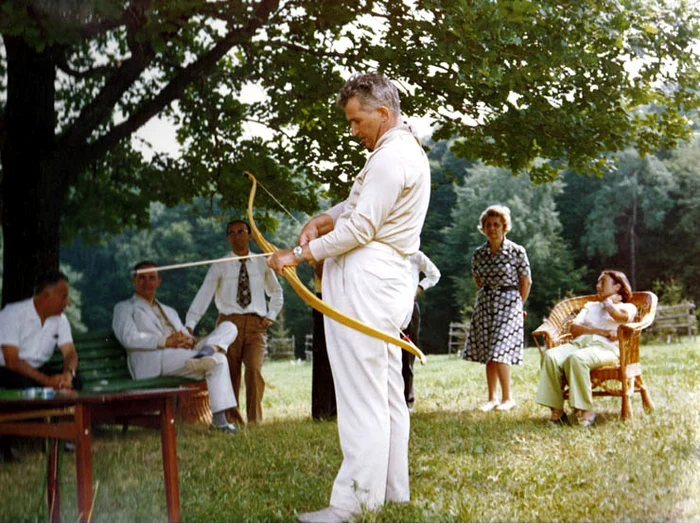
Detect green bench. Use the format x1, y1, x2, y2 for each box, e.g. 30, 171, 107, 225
45, 329, 212, 424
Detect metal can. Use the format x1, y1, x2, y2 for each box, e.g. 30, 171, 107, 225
23, 387, 41, 398
41, 387, 56, 399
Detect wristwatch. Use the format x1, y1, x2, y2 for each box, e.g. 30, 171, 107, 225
293, 245, 305, 262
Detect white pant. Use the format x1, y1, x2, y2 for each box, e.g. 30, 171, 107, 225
323, 246, 413, 513
161, 322, 238, 413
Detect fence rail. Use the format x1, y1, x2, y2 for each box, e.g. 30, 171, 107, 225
448, 322, 469, 357
649, 301, 697, 344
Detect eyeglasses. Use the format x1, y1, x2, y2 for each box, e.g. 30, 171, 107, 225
227, 229, 249, 236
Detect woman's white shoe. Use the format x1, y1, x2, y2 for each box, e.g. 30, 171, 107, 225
496, 399, 516, 411
479, 400, 500, 412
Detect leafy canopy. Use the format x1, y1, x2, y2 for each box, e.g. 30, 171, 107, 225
1, 0, 698, 243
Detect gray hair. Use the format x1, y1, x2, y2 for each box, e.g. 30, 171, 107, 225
336, 72, 401, 115
478, 205, 512, 235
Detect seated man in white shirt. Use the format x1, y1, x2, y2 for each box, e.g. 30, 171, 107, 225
0, 271, 80, 390
112, 260, 239, 434
0, 271, 81, 462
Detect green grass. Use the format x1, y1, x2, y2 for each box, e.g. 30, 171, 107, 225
1, 340, 699, 522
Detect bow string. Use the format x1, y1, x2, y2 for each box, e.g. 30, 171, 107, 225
244, 171, 427, 365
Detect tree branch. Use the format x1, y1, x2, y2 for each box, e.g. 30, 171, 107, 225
267, 39, 356, 60
55, 0, 155, 154
55, 47, 118, 79
69, 0, 280, 178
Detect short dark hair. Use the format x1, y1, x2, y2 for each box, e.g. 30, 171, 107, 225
132, 260, 158, 276
226, 220, 251, 235
34, 271, 69, 296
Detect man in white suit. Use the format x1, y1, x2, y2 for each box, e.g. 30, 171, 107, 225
113, 260, 239, 434
268, 72, 431, 523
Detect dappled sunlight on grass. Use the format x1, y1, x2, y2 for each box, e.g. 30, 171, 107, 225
1, 340, 698, 521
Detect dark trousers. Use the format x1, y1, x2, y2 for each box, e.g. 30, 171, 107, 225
312, 294, 336, 421
401, 301, 421, 408
0, 365, 82, 390
0, 364, 82, 460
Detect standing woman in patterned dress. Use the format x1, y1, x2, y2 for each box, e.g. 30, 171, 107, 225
464, 205, 532, 412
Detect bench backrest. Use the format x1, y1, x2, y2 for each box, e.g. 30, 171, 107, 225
46, 329, 198, 391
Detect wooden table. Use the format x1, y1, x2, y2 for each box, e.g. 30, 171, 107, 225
0, 388, 196, 523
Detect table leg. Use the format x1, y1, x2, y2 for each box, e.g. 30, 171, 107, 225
47, 438, 60, 523
74, 404, 93, 523
161, 397, 181, 523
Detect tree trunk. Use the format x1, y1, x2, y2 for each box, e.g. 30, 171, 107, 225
629, 170, 638, 290
0, 37, 61, 306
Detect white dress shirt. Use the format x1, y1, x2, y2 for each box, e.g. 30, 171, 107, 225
185, 250, 284, 330
409, 251, 441, 292
574, 301, 638, 351
309, 126, 431, 261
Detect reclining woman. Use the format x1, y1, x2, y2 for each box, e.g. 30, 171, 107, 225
535, 270, 636, 427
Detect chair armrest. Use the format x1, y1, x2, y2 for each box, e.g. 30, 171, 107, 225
617, 319, 650, 369
531, 322, 554, 349
532, 321, 570, 357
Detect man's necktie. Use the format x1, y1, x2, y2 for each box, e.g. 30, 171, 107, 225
237, 259, 252, 308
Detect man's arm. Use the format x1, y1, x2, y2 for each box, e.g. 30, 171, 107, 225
299, 212, 337, 246
1, 344, 67, 388
57, 342, 79, 389
417, 253, 441, 293
570, 321, 618, 340
263, 266, 284, 326
308, 152, 405, 261
185, 266, 219, 331
113, 302, 163, 350
113, 302, 192, 349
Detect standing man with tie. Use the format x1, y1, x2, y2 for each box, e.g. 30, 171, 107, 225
268, 71, 431, 523
186, 220, 284, 426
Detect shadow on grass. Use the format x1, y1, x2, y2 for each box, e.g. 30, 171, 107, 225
1, 344, 698, 522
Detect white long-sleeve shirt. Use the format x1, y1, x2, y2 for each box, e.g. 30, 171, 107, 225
410, 251, 441, 292
308, 125, 431, 261
185, 250, 284, 330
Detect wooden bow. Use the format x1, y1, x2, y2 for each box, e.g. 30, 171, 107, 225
244, 171, 427, 365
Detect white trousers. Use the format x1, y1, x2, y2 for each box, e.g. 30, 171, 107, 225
323, 246, 413, 513
161, 321, 238, 413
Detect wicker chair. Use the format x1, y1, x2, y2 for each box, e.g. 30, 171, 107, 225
531, 291, 658, 419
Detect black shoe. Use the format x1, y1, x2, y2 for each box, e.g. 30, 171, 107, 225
193, 345, 216, 359
548, 412, 569, 425
1, 445, 20, 463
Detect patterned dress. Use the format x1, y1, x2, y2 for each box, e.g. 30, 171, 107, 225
463, 239, 531, 365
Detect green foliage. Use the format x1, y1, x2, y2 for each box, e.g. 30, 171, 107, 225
556, 137, 700, 302
436, 162, 586, 333
580, 149, 674, 260
2, 0, 699, 238
652, 277, 686, 305
61, 196, 316, 354
3, 0, 700, 307
61, 199, 231, 331
390, 0, 700, 180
